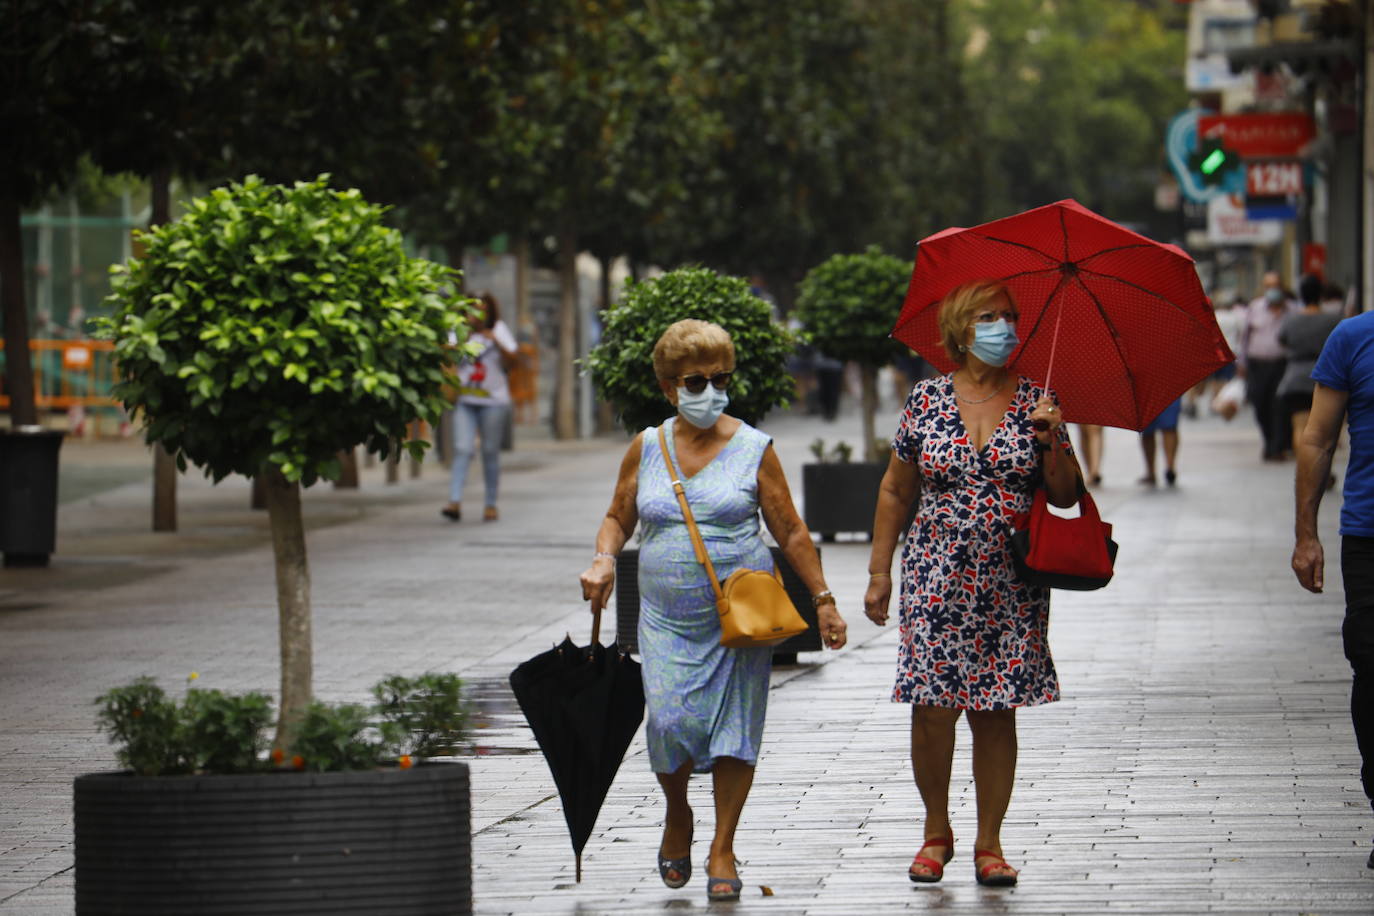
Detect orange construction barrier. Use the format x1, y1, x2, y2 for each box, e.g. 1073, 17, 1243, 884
508, 342, 539, 424
0, 338, 120, 410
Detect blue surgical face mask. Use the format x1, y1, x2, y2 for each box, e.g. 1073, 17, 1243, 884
969, 319, 1019, 367
677, 385, 729, 429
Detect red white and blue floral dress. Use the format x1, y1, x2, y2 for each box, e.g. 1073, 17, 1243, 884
890, 375, 1070, 711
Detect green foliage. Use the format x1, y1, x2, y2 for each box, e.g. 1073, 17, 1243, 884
291, 702, 386, 773
795, 247, 912, 369
180, 688, 274, 774
94, 673, 472, 776
955, 0, 1187, 226
584, 267, 794, 435
94, 677, 272, 777
94, 678, 185, 777
372, 673, 470, 758
96, 175, 474, 485
807, 439, 854, 465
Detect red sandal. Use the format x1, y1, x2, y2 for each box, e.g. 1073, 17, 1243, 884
974, 849, 1018, 887
908, 835, 954, 884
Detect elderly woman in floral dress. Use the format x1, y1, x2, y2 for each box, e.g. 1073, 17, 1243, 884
864, 280, 1083, 887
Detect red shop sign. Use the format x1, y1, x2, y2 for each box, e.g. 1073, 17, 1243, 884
1246, 159, 1303, 198
1198, 113, 1316, 158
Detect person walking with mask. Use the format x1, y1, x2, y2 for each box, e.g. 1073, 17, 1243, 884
864, 280, 1083, 887
578, 319, 847, 900
1240, 271, 1300, 461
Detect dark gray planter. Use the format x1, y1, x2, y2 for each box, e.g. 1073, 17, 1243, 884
74, 762, 471, 915
0, 427, 64, 566
614, 547, 823, 661
802, 461, 887, 541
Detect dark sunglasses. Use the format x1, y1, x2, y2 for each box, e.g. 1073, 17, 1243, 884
673, 371, 733, 394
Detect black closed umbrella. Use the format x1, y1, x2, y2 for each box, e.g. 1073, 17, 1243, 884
508, 604, 644, 881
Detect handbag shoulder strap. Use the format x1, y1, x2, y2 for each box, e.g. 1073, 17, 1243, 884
657, 423, 725, 601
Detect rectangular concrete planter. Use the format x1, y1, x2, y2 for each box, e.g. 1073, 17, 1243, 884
802, 461, 886, 541
74, 761, 471, 915
615, 547, 823, 661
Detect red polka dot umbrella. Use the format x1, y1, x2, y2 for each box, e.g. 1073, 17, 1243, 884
892, 199, 1235, 430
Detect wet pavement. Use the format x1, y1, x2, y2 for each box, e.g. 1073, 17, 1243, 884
2, 395, 1372, 914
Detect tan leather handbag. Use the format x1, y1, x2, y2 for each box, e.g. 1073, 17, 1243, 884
657, 425, 809, 649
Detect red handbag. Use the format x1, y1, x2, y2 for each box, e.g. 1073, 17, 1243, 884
1010, 489, 1118, 590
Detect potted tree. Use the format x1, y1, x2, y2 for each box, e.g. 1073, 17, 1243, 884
76, 673, 472, 914
86, 175, 477, 913
794, 247, 911, 540
583, 267, 820, 659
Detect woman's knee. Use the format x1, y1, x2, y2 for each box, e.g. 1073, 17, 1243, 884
965, 708, 1017, 738
912, 705, 961, 732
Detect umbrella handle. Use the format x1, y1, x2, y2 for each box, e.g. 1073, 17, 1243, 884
590, 599, 602, 647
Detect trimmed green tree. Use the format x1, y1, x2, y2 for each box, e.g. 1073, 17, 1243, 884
96, 176, 471, 751
584, 267, 793, 435
795, 247, 912, 462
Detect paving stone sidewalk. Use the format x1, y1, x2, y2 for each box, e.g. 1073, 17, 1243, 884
1, 401, 1371, 914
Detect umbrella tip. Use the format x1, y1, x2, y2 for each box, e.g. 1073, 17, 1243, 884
576, 853, 582, 883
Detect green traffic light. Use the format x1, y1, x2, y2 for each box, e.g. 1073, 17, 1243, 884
1201, 148, 1226, 175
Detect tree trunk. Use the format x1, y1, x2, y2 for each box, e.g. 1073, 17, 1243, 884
150, 169, 177, 531
409, 422, 422, 478
0, 189, 37, 428
595, 253, 615, 434
386, 442, 400, 484
513, 234, 531, 335
554, 224, 579, 440
262, 464, 311, 753
444, 240, 466, 291
333, 448, 359, 489
861, 364, 880, 462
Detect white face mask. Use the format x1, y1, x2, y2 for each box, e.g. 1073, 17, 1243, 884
676, 385, 729, 429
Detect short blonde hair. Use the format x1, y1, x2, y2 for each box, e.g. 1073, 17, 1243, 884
937, 281, 1016, 365
653, 319, 736, 379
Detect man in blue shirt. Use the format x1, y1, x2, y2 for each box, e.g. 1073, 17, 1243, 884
1292, 310, 1374, 869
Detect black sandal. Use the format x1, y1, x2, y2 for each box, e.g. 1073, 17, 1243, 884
704, 856, 742, 901
658, 826, 693, 888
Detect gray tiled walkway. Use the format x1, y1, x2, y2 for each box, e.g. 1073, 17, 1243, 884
1, 398, 1370, 914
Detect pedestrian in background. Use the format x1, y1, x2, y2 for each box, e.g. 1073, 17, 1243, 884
1077, 424, 1104, 486
1321, 282, 1349, 317
578, 319, 847, 901
1291, 307, 1374, 870
1239, 271, 1300, 461
441, 291, 517, 523
1279, 274, 1343, 463
1137, 398, 1181, 487
864, 281, 1083, 888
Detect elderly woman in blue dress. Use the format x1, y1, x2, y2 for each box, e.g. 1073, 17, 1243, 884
863, 281, 1082, 887
579, 319, 847, 901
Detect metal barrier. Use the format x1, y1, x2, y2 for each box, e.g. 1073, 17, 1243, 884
1, 337, 531, 421
0, 339, 120, 409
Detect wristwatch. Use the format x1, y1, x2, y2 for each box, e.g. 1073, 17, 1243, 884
811, 589, 835, 608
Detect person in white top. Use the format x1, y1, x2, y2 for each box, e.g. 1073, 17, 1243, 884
442, 291, 519, 522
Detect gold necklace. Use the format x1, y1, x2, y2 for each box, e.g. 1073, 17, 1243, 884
953, 377, 1005, 405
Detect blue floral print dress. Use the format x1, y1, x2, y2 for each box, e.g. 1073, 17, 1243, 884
636, 419, 775, 774
890, 375, 1069, 710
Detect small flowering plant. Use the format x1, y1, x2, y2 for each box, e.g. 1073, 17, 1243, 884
95, 672, 469, 776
